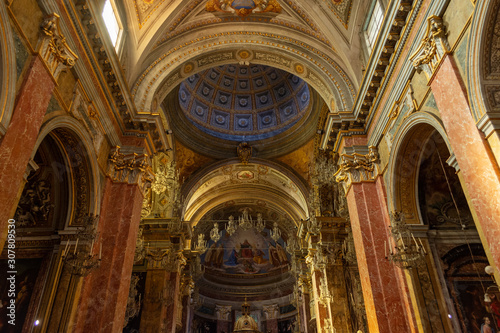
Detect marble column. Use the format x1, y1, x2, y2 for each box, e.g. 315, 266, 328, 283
0, 56, 54, 242
72, 148, 151, 333
346, 177, 415, 333
263, 304, 279, 333
216, 305, 232, 333
297, 273, 311, 333
140, 270, 169, 332
0, 13, 77, 248
430, 55, 500, 275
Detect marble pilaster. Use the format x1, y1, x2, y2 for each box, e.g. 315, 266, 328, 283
72, 177, 144, 332
430, 55, 500, 280
345, 177, 416, 333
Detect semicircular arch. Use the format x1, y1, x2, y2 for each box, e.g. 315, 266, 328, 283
182, 160, 309, 226
35, 116, 102, 225
386, 112, 453, 224
132, 40, 355, 117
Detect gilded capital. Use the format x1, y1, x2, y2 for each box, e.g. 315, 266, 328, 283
409, 16, 450, 81
107, 146, 154, 195
39, 13, 78, 80
333, 146, 380, 191
215, 304, 232, 321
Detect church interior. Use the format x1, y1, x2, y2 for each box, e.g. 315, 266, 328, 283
0, 0, 499, 332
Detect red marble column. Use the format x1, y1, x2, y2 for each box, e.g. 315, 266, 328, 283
163, 271, 181, 333
431, 55, 500, 270
72, 178, 143, 333
0, 56, 55, 244
217, 319, 230, 333
265, 319, 278, 333
346, 177, 415, 333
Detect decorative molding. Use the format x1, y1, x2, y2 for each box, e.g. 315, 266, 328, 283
38, 13, 78, 81
410, 16, 451, 81
107, 146, 154, 194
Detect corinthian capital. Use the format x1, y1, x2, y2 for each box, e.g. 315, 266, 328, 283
39, 13, 78, 80
334, 146, 379, 191
107, 146, 154, 195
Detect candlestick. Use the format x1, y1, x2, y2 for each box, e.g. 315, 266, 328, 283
418, 238, 427, 254
411, 233, 419, 249
64, 240, 69, 256
399, 232, 405, 248
74, 238, 79, 254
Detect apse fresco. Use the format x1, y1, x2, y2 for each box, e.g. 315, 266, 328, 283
201, 227, 290, 275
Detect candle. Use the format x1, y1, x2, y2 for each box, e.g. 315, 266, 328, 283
74, 238, 79, 254
399, 232, 405, 248
385, 241, 387, 258
91, 239, 94, 252
99, 243, 102, 259
64, 240, 69, 256
419, 238, 427, 254
411, 233, 419, 249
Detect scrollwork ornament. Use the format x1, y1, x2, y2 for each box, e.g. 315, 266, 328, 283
39, 13, 78, 80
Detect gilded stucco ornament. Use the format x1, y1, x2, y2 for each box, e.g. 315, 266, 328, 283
410, 16, 450, 81
206, 0, 281, 17
107, 146, 154, 195
39, 13, 78, 80
333, 146, 379, 192
237, 142, 252, 165
215, 305, 232, 321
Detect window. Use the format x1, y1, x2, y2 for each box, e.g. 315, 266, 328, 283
102, 0, 120, 47
365, 0, 384, 53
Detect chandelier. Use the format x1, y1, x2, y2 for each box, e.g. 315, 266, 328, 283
225, 215, 237, 236
386, 212, 426, 269
63, 214, 101, 276
194, 233, 208, 254
270, 221, 281, 242
210, 222, 222, 243
63, 239, 102, 276
238, 208, 254, 230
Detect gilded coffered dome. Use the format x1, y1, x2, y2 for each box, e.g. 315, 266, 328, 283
178, 64, 310, 141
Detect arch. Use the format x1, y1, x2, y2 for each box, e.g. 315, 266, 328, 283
35, 116, 102, 227
182, 159, 309, 226
386, 112, 453, 223
0, 0, 18, 136
467, 0, 500, 130
132, 42, 356, 117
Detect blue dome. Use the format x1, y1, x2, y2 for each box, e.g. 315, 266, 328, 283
178, 64, 310, 141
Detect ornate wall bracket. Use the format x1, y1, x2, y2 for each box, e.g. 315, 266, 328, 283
39, 13, 78, 81
409, 16, 450, 81
107, 146, 154, 195
333, 146, 379, 193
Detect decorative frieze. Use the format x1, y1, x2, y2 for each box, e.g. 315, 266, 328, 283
410, 16, 450, 81
39, 13, 78, 81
